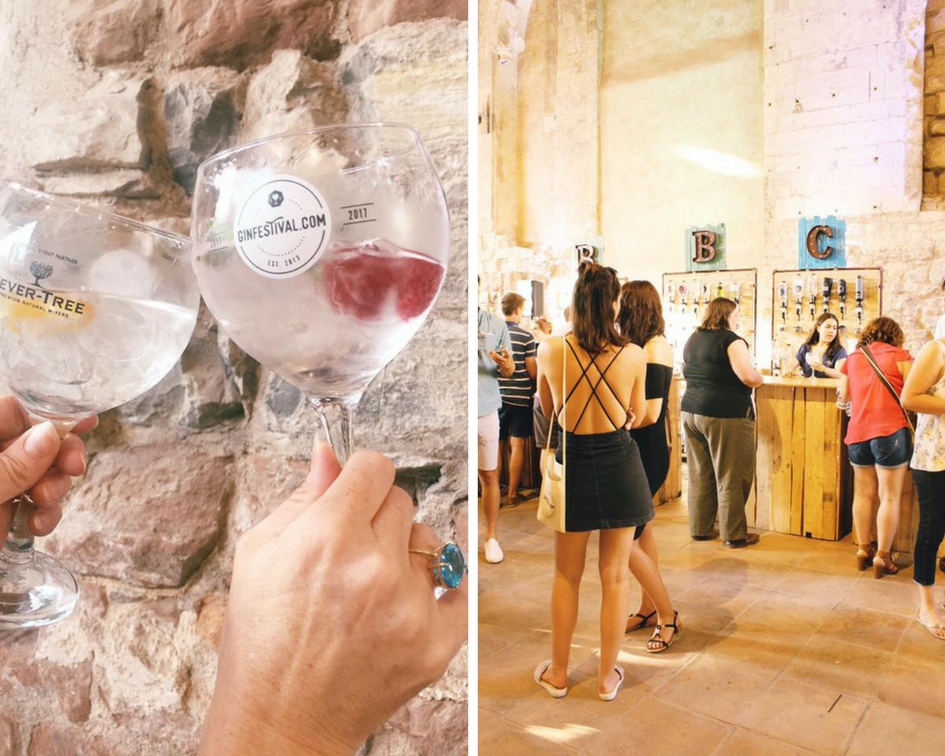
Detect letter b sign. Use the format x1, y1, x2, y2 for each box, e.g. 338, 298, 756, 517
692, 230, 717, 263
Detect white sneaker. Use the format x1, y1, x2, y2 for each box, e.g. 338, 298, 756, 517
484, 538, 504, 564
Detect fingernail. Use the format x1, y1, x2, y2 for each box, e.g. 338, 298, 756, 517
24, 422, 58, 458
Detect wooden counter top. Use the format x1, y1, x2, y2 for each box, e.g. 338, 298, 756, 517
761, 376, 839, 389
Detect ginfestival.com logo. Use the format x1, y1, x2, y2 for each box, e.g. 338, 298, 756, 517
234, 175, 333, 280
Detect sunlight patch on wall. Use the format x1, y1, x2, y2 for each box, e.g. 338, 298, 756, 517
675, 145, 761, 178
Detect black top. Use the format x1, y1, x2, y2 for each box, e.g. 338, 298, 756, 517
795, 343, 848, 378
681, 329, 753, 418
630, 363, 673, 495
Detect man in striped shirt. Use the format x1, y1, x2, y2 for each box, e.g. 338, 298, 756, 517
498, 293, 538, 506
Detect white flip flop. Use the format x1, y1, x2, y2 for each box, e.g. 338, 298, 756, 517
598, 666, 625, 702
533, 660, 568, 698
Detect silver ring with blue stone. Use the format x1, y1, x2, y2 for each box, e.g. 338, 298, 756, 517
409, 542, 467, 591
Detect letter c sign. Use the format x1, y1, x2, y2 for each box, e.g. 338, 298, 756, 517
806, 225, 834, 259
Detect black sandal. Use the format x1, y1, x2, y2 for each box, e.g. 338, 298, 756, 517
646, 610, 680, 654
625, 610, 657, 633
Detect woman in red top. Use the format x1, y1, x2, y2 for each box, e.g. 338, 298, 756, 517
838, 317, 913, 578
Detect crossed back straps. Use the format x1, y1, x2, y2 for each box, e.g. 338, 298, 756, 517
562, 336, 626, 433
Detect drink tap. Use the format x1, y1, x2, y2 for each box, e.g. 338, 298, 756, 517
855, 275, 865, 331
679, 283, 688, 312
716, 282, 724, 299
793, 277, 804, 329
778, 281, 788, 330
821, 276, 833, 314
666, 282, 675, 313
729, 282, 740, 306
838, 278, 847, 319
700, 283, 709, 310
808, 275, 817, 321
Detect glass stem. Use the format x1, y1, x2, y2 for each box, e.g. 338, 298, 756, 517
1, 419, 75, 567
2, 496, 37, 567
309, 397, 358, 466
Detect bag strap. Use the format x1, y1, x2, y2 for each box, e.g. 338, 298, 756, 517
560, 337, 566, 463
543, 408, 557, 452
540, 336, 567, 454
861, 344, 914, 432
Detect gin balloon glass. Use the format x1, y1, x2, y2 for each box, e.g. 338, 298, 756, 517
0, 183, 200, 627
191, 124, 450, 463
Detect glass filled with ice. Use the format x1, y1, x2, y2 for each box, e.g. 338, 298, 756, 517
0, 182, 200, 626
191, 124, 450, 462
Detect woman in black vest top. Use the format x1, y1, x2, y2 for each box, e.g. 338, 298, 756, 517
681, 298, 764, 548
617, 281, 678, 650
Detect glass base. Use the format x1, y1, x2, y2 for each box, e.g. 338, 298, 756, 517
0, 550, 79, 628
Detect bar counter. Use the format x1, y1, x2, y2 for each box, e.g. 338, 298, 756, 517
751, 376, 853, 541
752, 375, 919, 552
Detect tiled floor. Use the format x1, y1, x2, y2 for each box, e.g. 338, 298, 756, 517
478, 487, 945, 756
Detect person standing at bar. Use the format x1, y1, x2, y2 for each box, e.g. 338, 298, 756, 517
901, 336, 945, 638
838, 317, 913, 578
616, 280, 679, 650
681, 297, 764, 548
478, 277, 515, 564
497, 292, 538, 506
534, 262, 655, 701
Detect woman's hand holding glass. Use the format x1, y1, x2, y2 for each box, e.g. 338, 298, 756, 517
198, 442, 467, 756
0, 396, 96, 538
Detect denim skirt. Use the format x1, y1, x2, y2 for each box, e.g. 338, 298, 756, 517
555, 429, 654, 532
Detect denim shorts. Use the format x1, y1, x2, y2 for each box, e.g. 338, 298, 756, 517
847, 427, 913, 468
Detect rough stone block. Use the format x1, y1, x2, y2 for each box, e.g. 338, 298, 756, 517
926, 136, 945, 169
243, 49, 347, 130
348, 0, 467, 42
165, 0, 339, 70
929, 9, 945, 35
176, 306, 253, 428
47, 447, 232, 588
28, 70, 147, 171
164, 68, 246, 194
27, 724, 110, 756
66, 0, 158, 65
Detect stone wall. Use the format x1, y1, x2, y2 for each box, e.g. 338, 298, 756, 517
480, 0, 945, 363
601, 0, 765, 288
0, 1, 468, 755
925, 0, 945, 208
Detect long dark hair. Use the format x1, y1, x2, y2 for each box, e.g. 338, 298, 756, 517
570, 262, 627, 354
856, 316, 904, 349
617, 280, 664, 347
803, 312, 844, 362
698, 297, 737, 331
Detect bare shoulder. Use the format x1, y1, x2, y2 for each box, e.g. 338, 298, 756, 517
644, 334, 674, 365
619, 342, 646, 366
538, 335, 564, 361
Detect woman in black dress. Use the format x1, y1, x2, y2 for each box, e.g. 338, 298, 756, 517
617, 281, 679, 652
534, 263, 657, 701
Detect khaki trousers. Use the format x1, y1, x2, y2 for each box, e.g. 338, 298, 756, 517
682, 411, 755, 542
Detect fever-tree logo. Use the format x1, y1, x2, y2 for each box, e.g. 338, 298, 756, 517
29, 261, 53, 287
